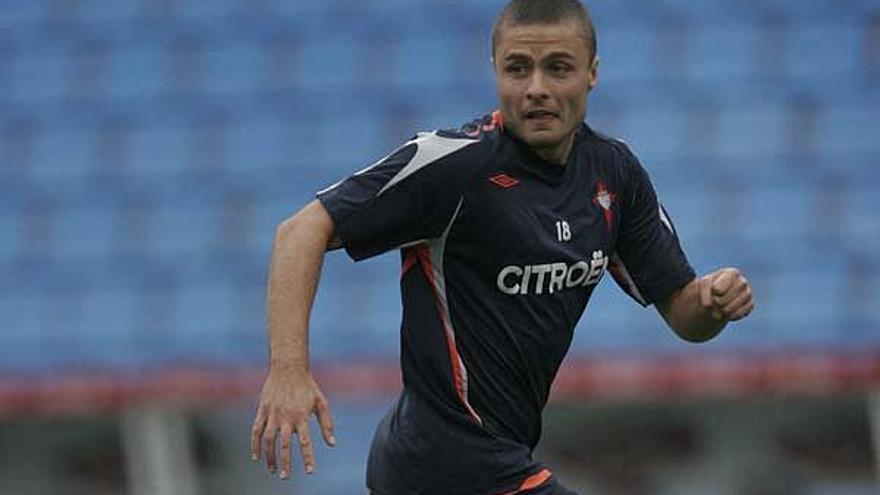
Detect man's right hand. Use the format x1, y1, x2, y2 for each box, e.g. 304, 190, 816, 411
250, 367, 336, 479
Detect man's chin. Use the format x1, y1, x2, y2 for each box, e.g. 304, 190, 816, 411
521, 131, 564, 149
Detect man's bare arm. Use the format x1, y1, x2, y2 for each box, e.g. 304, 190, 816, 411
250, 199, 339, 480
655, 268, 755, 343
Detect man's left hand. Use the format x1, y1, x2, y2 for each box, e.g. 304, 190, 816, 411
700, 268, 755, 322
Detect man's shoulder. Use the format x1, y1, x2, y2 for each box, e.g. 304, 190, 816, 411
451, 111, 506, 142
581, 124, 639, 164
579, 124, 651, 190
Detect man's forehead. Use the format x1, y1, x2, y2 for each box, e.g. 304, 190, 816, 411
496, 22, 588, 57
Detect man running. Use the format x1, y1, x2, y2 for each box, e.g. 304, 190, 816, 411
250, 1, 755, 493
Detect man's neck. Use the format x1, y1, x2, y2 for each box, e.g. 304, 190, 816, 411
532, 133, 576, 166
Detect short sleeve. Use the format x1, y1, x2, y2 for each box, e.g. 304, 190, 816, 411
316, 131, 484, 261
610, 152, 696, 306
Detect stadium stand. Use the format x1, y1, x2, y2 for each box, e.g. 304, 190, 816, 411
0, 0, 877, 397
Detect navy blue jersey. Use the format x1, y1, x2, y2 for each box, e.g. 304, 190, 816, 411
317, 113, 696, 494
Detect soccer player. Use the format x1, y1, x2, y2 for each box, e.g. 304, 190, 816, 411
249, 0, 755, 493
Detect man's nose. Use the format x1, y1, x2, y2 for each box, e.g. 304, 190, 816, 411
525, 72, 549, 101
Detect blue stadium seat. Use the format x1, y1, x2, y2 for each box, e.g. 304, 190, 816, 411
74, 286, 141, 368
0, 292, 46, 368
764, 265, 846, 345
812, 152, 880, 183
224, 118, 291, 172
29, 128, 94, 185
389, 35, 462, 88
840, 185, 880, 257
73, 0, 140, 25
0, 212, 19, 262
0, 2, 46, 30
150, 203, 219, 255
311, 254, 402, 360
573, 279, 658, 351
417, 94, 494, 133
714, 102, 789, 161
740, 184, 813, 244
651, 0, 765, 21
815, 103, 880, 156
200, 40, 265, 95
174, 0, 243, 23
703, 154, 810, 185
8, 46, 71, 104
332, 0, 455, 37
654, 186, 717, 248
686, 25, 761, 83
52, 207, 119, 261
764, 0, 864, 19
128, 123, 191, 177
440, 0, 506, 23
172, 283, 239, 357
269, 1, 332, 21
615, 104, 690, 163
295, 38, 361, 91
316, 114, 389, 174
783, 20, 862, 83
104, 45, 166, 100
599, 27, 660, 84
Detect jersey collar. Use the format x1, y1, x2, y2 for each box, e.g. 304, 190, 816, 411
506, 125, 583, 185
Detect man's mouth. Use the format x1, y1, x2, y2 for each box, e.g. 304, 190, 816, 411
523, 110, 558, 122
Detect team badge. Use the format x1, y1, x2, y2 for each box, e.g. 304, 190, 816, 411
592, 181, 616, 231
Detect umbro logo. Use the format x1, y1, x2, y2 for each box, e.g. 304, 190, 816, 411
489, 173, 520, 189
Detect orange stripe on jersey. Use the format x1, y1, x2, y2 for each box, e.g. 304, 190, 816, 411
401, 247, 419, 277
498, 469, 553, 495
491, 110, 505, 130
414, 244, 482, 425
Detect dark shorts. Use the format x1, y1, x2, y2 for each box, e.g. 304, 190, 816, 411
523, 477, 581, 495
369, 476, 581, 495
501, 470, 582, 495
367, 392, 582, 495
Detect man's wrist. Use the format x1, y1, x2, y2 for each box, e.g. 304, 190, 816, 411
269, 356, 309, 376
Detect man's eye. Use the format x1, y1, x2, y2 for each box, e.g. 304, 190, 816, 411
550, 63, 572, 74
506, 64, 527, 75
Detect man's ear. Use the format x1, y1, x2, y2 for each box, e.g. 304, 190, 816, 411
588, 55, 599, 91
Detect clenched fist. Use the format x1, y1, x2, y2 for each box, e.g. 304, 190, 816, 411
700, 268, 754, 322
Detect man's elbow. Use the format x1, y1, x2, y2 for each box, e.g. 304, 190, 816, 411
672, 324, 723, 343
665, 309, 726, 343
273, 200, 339, 250
657, 288, 725, 343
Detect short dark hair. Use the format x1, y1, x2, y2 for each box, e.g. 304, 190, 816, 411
491, 0, 597, 61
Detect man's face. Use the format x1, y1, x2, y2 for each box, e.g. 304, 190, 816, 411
493, 20, 598, 162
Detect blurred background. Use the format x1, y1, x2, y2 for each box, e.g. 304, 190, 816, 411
0, 0, 878, 493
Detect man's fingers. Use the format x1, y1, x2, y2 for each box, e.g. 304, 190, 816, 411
250, 406, 267, 461
263, 421, 278, 474
711, 269, 735, 297
728, 299, 756, 322
700, 275, 714, 310
699, 276, 723, 320
721, 287, 753, 317
315, 396, 337, 447
278, 424, 294, 480
712, 278, 748, 307
297, 422, 316, 474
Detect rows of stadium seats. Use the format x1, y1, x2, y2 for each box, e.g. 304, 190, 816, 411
1, 0, 878, 29
0, 0, 878, 373
3, 171, 876, 262
2, 102, 877, 192
1, 19, 873, 102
